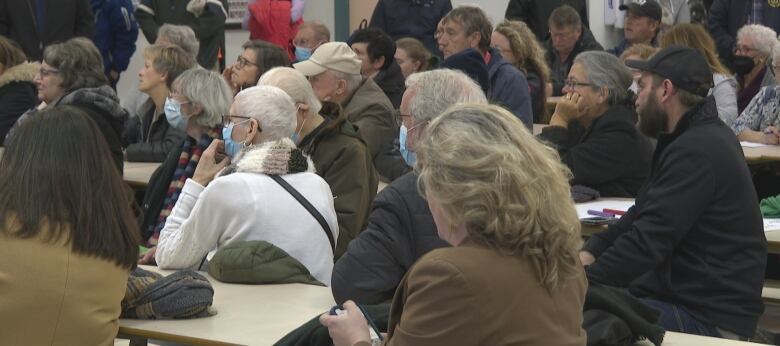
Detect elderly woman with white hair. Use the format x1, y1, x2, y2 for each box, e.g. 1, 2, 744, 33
154, 85, 338, 285
733, 24, 778, 114
732, 41, 780, 144
138, 68, 233, 255
257, 67, 376, 258
538, 51, 653, 198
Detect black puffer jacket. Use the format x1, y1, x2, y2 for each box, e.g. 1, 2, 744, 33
331, 172, 448, 305
122, 99, 186, 162
372, 61, 405, 109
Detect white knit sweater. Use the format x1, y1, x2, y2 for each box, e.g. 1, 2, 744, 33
155, 161, 338, 285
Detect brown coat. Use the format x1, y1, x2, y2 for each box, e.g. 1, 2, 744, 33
342, 78, 397, 164
381, 240, 587, 346
0, 227, 129, 346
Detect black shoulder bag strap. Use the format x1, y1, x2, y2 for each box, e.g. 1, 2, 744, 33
269, 175, 336, 253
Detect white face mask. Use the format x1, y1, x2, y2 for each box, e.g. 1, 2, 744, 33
629, 80, 639, 94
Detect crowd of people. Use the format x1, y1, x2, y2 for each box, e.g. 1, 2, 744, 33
1, 0, 780, 344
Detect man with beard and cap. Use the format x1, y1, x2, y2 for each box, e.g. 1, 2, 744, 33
579, 46, 767, 340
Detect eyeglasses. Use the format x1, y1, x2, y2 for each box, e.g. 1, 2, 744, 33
38, 67, 59, 77
564, 78, 594, 89
235, 56, 258, 69
399, 113, 428, 132
734, 45, 758, 55
221, 115, 254, 128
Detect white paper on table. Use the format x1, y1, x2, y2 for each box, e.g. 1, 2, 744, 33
741, 141, 769, 148
765, 219, 780, 232
575, 199, 635, 219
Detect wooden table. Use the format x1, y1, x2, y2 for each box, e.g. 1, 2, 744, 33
118, 266, 335, 346
124, 162, 160, 189
743, 145, 780, 164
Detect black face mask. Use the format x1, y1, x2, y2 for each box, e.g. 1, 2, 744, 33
733, 55, 756, 75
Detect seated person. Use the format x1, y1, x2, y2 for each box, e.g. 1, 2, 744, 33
322, 103, 587, 345
620, 43, 658, 93
0, 36, 38, 141
138, 68, 233, 252
660, 23, 738, 126
438, 6, 533, 128
222, 40, 290, 95
545, 5, 603, 97
607, 1, 661, 57
123, 44, 194, 162
258, 67, 378, 258
538, 51, 652, 198
294, 42, 396, 169
155, 86, 338, 285
292, 20, 331, 62
732, 42, 780, 144
0, 106, 139, 345
493, 20, 550, 123
733, 24, 778, 114
394, 37, 432, 79
332, 69, 487, 304
582, 47, 766, 340
349, 28, 405, 108
6, 38, 126, 172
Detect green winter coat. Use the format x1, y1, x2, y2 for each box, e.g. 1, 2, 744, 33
208, 240, 324, 286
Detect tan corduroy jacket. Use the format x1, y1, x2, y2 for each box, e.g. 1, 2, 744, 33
0, 227, 130, 346
361, 239, 588, 346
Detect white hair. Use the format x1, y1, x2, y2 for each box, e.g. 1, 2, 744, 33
775, 39, 780, 63
257, 67, 323, 117
737, 24, 778, 57
406, 69, 488, 123
158, 24, 199, 59
233, 85, 297, 141
331, 70, 363, 96
172, 68, 233, 128
574, 51, 633, 105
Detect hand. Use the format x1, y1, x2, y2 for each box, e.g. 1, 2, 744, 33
319, 301, 371, 346
139, 246, 157, 265
192, 140, 230, 186
579, 251, 596, 266
763, 126, 780, 145
222, 65, 239, 94
553, 92, 585, 123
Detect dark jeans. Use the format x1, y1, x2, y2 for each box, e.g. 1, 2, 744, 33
639, 298, 720, 337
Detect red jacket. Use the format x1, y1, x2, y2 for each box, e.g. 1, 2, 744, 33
248, 0, 300, 60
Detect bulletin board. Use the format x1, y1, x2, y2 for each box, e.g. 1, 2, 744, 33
227, 0, 249, 24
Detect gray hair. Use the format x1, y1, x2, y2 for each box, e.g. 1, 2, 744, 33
300, 21, 331, 42
737, 24, 778, 57
573, 51, 633, 105
775, 40, 780, 63
233, 85, 297, 141
331, 70, 363, 96
406, 69, 488, 123
158, 24, 200, 59
43, 37, 108, 92
172, 68, 233, 128
257, 67, 322, 117
442, 5, 493, 51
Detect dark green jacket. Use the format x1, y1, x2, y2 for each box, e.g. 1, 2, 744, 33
208, 240, 323, 286
299, 102, 378, 259
135, 0, 228, 69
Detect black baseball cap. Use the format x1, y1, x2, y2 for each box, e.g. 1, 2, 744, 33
626, 45, 714, 97
619, 1, 662, 22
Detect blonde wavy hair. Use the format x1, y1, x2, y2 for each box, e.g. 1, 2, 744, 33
417, 104, 582, 289
494, 20, 550, 119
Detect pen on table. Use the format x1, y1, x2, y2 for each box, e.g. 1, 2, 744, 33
587, 209, 615, 217
602, 208, 626, 216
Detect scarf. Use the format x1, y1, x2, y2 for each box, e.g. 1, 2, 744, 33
147, 128, 220, 247
220, 138, 315, 177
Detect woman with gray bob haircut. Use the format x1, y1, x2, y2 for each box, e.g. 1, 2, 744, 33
258, 67, 378, 258
538, 51, 653, 198
5, 37, 127, 172
155, 85, 339, 285
170, 68, 232, 129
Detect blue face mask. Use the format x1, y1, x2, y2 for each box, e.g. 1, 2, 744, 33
295, 46, 313, 61
399, 124, 417, 166
222, 123, 244, 158
164, 97, 188, 131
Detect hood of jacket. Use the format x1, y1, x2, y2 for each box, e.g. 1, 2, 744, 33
224, 138, 316, 176
57, 85, 129, 123
0, 62, 40, 89
207, 240, 324, 286
441, 48, 490, 95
